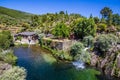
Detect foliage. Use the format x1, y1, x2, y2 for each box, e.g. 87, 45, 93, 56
100, 7, 113, 19
93, 17, 100, 24
112, 14, 120, 26
70, 42, 91, 63
0, 31, 13, 49
16, 36, 22, 41
97, 23, 107, 33
0, 66, 26, 80
82, 36, 94, 47
100, 7, 113, 26
42, 45, 72, 60
95, 34, 118, 53
52, 23, 70, 39
34, 29, 45, 46
0, 50, 17, 65
73, 18, 96, 39
0, 6, 31, 19
70, 42, 84, 57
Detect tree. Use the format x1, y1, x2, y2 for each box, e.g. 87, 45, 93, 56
94, 17, 100, 24
89, 14, 93, 19
59, 11, 65, 14
100, 7, 113, 26
21, 22, 30, 31
112, 14, 120, 26
31, 15, 40, 27
73, 18, 96, 39
0, 31, 13, 49
100, 7, 113, 19
52, 23, 70, 39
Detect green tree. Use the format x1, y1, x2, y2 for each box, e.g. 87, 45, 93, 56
52, 23, 70, 39
89, 14, 93, 19
73, 18, 96, 39
59, 11, 65, 15
112, 14, 120, 26
100, 7, 113, 26
0, 31, 13, 49
94, 17, 100, 24
100, 7, 113, 19
31, 15, 40, 27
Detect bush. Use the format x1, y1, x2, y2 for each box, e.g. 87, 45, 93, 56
0, 31, 13, 49
82, 36, 94, 47
52, 23, 70, 39
38, 33, 45, 46
70, 42, 91, 63
0, 50, 17, 65
97, 23, 107, 33
73, 18, 96, 39
0, 66, 26, 80
95, 34, 118, 53
70, 42, 84, 57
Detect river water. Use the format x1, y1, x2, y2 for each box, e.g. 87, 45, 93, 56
14, 46, 101, 80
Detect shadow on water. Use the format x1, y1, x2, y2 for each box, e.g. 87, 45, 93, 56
14, 46, 100, 80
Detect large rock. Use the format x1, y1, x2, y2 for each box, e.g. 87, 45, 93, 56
90, 53, 98, 66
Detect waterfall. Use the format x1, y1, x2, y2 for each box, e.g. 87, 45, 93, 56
72, 47, 90, 69
72, 61, 85, 69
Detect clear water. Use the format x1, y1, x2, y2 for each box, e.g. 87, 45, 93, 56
14, 46, 100, 80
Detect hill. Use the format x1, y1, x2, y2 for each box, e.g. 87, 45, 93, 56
0, 6, 32, 20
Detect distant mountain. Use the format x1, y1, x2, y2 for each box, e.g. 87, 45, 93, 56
0, 6, 33, 20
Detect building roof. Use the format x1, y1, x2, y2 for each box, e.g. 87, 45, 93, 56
18, 32, 36, 36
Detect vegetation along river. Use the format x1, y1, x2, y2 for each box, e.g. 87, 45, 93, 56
14, 46, 101, 80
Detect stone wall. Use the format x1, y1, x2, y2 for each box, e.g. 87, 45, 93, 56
43, 38, 74, 51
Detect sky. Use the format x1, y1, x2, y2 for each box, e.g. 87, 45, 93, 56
0, 0, 120, 17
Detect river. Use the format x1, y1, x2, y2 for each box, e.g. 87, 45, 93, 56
14, 46, 101, 80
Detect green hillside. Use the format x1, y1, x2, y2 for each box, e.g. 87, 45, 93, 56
0, 6, 32, 20
0, 6, 34, 29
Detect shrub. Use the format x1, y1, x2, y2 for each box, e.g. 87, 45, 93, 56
97, 23, 107, 33
95, 34, 118, 53
70, 42, 91, 63
70, 42, 84, 57
82, 36, 94, 47
38, 33, 45, 46
52, 23, 70, 39
0, 66, 26, 80
0, 31, 13, 49
0, 50, 17, 65
73, 18, 96, 39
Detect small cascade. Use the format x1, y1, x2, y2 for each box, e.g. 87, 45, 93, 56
72, 47, 90, 69
72, 61, 85, 69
